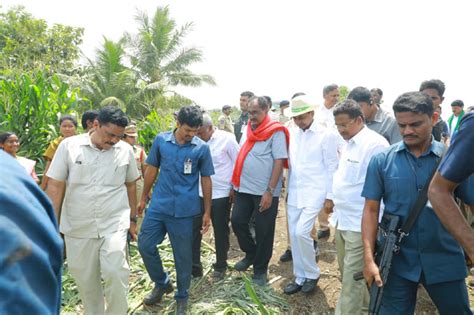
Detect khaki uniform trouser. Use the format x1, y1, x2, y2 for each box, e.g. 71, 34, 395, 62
335, 229, 369, 315
136, 178, 145, 234
65, 229, 129, 315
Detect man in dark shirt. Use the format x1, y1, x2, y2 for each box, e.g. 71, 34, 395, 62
362, 92, 472, 314
234, 91, 254, 143
429, 112, 474, 265
419, 79, 446, 141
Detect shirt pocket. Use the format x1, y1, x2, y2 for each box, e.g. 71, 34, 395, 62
69, 163, 92, 185
104, 162, 128, 186
342, 159, 361, 184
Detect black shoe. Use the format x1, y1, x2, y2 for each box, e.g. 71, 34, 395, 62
252, 273, 267, 286
301, 277, 319, 293
234, 257, 253, 271
192, 266, 203, 278
176, 299, 187, 315
279, 249, 292, 262
143, 282, 174, 305
283, 282, 302, 295
317, 229, 330, 240
212, 269, 226, 280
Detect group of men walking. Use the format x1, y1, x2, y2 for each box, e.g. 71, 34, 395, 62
3, 79, 473, 315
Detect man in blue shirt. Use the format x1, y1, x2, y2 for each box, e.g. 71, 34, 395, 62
361, 92, 472, 314
429, 112, 474, 268
137, 106, 214, 315
0, 150, 63, 314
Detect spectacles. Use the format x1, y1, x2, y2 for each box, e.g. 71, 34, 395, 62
335, 118, 357, 130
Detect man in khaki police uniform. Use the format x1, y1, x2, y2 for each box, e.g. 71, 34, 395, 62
123, 122, 148, 233
218, 105, 234, 133
46, 106, 140, 315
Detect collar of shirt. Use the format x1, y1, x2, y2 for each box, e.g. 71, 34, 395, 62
347, 125, 368, 145
370, 108, 386, 123
164, 130, 199, 146
299, 120, 318, 133
394, 137, 443, 158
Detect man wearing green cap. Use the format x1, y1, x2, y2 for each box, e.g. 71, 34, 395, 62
283, 95, 339, 295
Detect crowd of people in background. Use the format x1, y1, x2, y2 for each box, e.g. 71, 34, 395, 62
1, 79, 473, 315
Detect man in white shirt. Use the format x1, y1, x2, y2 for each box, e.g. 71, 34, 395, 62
283, 96, 339, 295
194, 114, 240, 279
46, 106, 140, 315
330, 99, 389, 315
314, 84, 340, 240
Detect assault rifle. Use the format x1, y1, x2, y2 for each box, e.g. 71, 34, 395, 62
354, 213, 401, 315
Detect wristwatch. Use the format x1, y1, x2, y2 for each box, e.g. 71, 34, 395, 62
266, 186, 275, 194
130, 215, 138, 223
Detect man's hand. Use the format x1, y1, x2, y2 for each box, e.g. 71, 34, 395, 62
129, 221, 138, 241
201, 213, 211, 234
229, 189, 235, 204
364, 260, 383, 288
323, 199, 334, 214
137, 199, 146, 216
259, 191, 272, 212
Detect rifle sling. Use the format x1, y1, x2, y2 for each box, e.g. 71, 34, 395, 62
398, 149, 445, 236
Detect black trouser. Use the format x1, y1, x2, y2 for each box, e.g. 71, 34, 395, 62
231, 192, 278, 275
192, 197, 232, 272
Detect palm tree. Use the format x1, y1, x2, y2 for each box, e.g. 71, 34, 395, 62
129, 6, 215, 92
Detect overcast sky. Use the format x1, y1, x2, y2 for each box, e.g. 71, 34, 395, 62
2, 0, 473, 118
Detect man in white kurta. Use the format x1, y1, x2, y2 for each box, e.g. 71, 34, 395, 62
46, 106, 140, 315
330, 99, 389, 315
284, 96, 339, 294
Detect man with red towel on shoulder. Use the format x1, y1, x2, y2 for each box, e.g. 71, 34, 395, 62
230, 96, 289, 286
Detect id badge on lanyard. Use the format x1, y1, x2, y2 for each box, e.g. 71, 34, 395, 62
184, 158, 192, 174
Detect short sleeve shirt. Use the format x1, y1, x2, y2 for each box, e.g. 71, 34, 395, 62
439, 112, 474, 183
43, 136, 64, 160
146, 131, 214, 218
237, 130, 288, 197
362, 141, 467, 285
47, 133, 140, 238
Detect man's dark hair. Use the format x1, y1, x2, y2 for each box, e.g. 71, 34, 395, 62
419, 79, 446, 97
240, 91, 255, 99
291, 92, 306, 99
0, 131, 16, 144
263, 95, 272, 107
371, 88, 383, 96
97, 106, 129, 128
59, 115, 78, 128
248, 96, 269, 110
177, 106, 203, 128
347, 87, 372, 105
333, 99, 364, 119
451, 100, 464, 107
81, 110, 99, 129
323, 84, 338, 97
393, 92, 434, 117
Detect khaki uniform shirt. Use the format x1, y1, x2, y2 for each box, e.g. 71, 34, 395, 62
47, 133, 140, 238
218, 114, 234, 133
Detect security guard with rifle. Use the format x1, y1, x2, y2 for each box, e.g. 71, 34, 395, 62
360, 92, 472, 315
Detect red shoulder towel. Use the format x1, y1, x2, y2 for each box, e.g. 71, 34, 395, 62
232, 115, 290, 188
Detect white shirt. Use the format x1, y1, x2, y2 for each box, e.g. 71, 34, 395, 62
199, 129, 240, 199
47, 133, 140, 238
330, 126, 389, 232
449, 115, 460, 136
315, 104, 335, 128
287, 121, 339, 209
